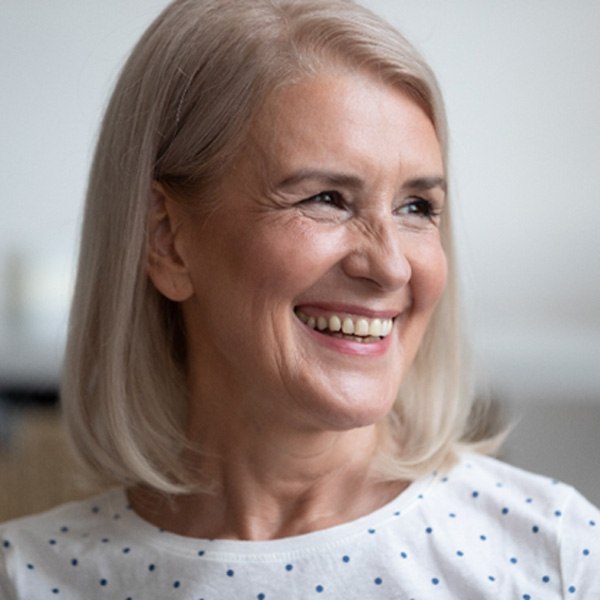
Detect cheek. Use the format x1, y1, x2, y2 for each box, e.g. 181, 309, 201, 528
237, 222, 347, 293
411, 241, 448, 311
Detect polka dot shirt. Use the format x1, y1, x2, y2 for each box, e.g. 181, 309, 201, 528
1, 454, 599, 598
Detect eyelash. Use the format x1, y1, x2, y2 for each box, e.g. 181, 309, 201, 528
399, 198, 440, 221
301, 191, 441, 223
302, 191, 345, 208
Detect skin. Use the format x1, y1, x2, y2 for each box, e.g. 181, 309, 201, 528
136, 70, 447, 540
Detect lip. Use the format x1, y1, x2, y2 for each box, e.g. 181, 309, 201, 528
294, 304, 396, 357
294, 302, 401, 320
301, 322, 392, 356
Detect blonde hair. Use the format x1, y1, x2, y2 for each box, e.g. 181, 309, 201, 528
63, 0, 495, 494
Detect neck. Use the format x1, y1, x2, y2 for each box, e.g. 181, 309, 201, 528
129, 415, 406, 540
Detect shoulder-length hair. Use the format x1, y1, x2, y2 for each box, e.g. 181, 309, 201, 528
63, 0, 493, 494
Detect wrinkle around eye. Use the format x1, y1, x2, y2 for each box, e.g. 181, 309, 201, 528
394, 196, 444, 227
294, 191, 352, 223
299, 190, 346, 209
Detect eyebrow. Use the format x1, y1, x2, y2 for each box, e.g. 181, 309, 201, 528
402, 176, 447, 193
276, 169, 364, 191
275, 169, 447, 194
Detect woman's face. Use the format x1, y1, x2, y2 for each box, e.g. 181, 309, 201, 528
173, 71, 447, 434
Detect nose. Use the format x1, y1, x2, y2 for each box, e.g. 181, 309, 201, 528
341, 216, 411, 291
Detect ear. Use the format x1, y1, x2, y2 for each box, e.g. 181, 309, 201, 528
146, 182, 194, 302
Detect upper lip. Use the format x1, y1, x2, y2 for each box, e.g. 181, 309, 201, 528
294, 302, 403, 320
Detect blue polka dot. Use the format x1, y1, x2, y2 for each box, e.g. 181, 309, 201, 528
71, 559, 78, 567
342, 555, 350, 563
432, 578, 440, 585
425, 527, 433, 534
368, 528, 376, 534
316, 585, 324, 593
456, 550, 464, 557
525, 498, 533, 504
400, 552, 408, 559
60, 526, 69, 533
2, 540, 9, 548
52, 589, 60, 594
502, 507, 509, 515
101, 538, 109, 543
489, 576, 496, 582
91, 506, 99, 514
480, 535, 487, 541
173, 581, 181, 588
589, 520, 596, 527
122, 547, 130, 554
285, 564, 294, 572
197, 550, 205, 556
472, 491, 479, 498
148, 564, 155, 572
510, 557, 518, 564
99, 579, 108, 586
374, 577, 383, 585
583, 548, 590, 556
523, 595, 531, 600
568, 586, 576, 593
258, 595, 265, 600
226, 569, 235, 577
449, 512, 456, 518
49, 539, 57, 545
554, 510, 562, 517
27, 563, 34, 570
542, 575, 550, 583
393, 511, 401, 516
532, 526, 539, 533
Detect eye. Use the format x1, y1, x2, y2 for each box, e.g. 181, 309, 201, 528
398, 197, 441, 222
301, 190, 345, 209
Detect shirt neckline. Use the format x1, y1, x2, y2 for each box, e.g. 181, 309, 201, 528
106, 469, 441, 560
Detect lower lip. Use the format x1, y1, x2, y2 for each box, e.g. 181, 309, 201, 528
301, 321, 393, 357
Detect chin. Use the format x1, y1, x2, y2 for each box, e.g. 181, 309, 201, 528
307, 388, 398, 432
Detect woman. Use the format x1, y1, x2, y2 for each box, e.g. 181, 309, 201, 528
1, 0, 598, 598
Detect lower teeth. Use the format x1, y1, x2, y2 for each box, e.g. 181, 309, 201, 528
330, 332, 381, 343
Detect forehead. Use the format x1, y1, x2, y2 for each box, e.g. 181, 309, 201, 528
247, 71, 443, 180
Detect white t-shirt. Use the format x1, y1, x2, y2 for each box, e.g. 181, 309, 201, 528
1, 453, 599, 599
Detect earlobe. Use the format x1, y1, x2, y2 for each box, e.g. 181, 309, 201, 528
146, 183, 194, 302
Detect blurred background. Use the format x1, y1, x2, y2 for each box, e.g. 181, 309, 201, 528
1, 0, 599, 520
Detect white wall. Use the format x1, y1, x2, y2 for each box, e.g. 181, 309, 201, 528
1, 1, 599, 402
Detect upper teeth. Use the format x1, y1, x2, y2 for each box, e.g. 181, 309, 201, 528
296, 310, 393, 338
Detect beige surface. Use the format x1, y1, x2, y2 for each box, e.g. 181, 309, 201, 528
0, 408, 101, 522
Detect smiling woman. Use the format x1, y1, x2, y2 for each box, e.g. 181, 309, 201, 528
1, 0, 598, 598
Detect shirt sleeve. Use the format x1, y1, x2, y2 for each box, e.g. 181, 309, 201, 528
558, 487, 600, 597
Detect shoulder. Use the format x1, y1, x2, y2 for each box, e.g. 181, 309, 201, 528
450, 452, 579, 506
0, 489, 127, 596
448, 453, 600, 589
0, 488, 123, 543
436, 452, 600, 546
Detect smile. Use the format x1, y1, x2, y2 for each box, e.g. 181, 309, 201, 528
295, 309, 393, 342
